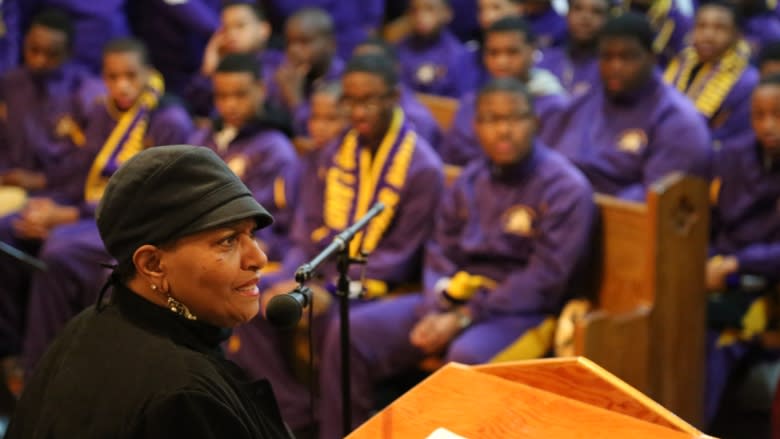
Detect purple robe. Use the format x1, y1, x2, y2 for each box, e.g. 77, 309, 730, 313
261, 0, 385, 60
438, 68, 568, 166
0, 62, 105, 204
318, 144, 596, 438
536, 45, 600, 96
544, 72, 712, 201
24, 0, 130, 72
127, 0, 220, 96
395, 30, 477, 98
188, 118, 300, 262
226, 114, 444, 430
4, 99, 192, 373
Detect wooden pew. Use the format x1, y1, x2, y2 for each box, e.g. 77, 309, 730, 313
555, 172, 710, 427
413, 92, 462, 185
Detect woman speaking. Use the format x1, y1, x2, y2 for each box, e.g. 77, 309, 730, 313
7, 145, 291, 438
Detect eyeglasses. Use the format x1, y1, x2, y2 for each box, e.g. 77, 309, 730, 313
339, 92, 392, 113
475, 112, 533, 126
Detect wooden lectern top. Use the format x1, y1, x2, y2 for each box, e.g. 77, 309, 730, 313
349, 360, 709, 439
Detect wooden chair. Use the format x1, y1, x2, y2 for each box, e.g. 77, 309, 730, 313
555, 172, 710, 427
414, 92, 459, 132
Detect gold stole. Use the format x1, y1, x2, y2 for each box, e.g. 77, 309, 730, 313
664, 41, 751, 119
317, 108, 416, 259
84, 71, 164, 203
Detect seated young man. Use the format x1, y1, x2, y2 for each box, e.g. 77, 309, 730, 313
545, 13, 712, 201
226, 53, 444, 434
318, 78, 596, 438
395, 0, 478, 98
266, 8, 344, 136
536, 0, 610, 96
738, 0, 780, 57
185, 2, 278, 118
0, 38, 192, 377
189, 54, 299, 264
440, 17, 568, 166
0, 8, 104, 206
705, 74, 780, 427
665, 0, 758, 151
354, 38, 443, 150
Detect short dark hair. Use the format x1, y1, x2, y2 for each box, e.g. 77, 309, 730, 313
758, 41, 780, 67
288, 7, 334, 38
313, 80, 342, 98
355, 36, 399, 63
222, 1, 266, 21
215, 53, 260, 79
485, 16, 536, 45
697, 0, 743, 29
30, 7, 75, 49
477, 77, 535, 114
103, 38, 151, 66
599, 13, 655, 53
344, 53, 398, 88
759, 72, 780, 87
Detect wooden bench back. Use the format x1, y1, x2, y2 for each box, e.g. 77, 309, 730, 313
573, 173, 709, 427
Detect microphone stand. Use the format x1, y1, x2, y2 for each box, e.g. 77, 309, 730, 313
294, 201, 385, 437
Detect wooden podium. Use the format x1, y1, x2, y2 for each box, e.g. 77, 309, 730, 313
348, 357, 711, 439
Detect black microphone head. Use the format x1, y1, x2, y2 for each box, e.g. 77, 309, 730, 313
265, 293, 303, 329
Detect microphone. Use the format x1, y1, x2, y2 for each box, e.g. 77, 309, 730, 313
265, 286, 311, 329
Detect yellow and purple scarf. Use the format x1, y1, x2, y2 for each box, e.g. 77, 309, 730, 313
84, 71, 164, 203
664, 41, 751, 119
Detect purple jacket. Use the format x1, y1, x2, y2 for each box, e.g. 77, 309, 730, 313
423, 144, 596, 323
536, 45, 600, 96
545, 72, 712, 201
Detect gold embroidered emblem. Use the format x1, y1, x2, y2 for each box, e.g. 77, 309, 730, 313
227, 155, 248, 179
416, 64, 437, 85
55, 115, 86, 147
503, 205, 535, 236
617, 129, 647, 153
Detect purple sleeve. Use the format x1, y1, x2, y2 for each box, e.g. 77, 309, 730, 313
735, 244, 780, 279
642, 112, 713, 193
466, 180, 596, 323
355, 164, 445, 286
157, 0, 219, 35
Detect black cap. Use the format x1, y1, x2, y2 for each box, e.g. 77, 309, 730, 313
96, 145, 273, 265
